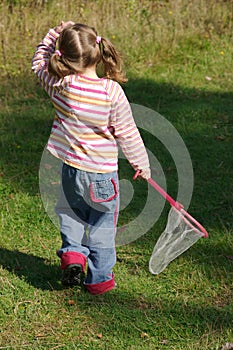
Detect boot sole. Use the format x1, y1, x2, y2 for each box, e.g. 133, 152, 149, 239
61, 264, 85, 287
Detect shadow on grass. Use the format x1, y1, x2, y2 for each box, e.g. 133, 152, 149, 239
0, 75, 232, 225
0, 248, 62, 291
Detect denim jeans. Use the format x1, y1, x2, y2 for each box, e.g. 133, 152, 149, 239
56, 163, 119, 294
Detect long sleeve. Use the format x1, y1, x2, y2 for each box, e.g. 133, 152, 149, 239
111, 84, 150, 171
32, 29, 60, 97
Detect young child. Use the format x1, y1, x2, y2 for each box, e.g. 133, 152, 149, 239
32, 21, 151, 295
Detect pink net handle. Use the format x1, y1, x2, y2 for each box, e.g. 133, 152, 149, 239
133, 171, 208, 238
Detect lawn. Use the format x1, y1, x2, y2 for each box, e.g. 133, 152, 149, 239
0, 1, 232, 349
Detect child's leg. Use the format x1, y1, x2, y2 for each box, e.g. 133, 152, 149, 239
55, 164, 91, 279
55, 199, 89, 286
84, 172, 119, 295
56, 203, 89, 270
84, 247, 117, 294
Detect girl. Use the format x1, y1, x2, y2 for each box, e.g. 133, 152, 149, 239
32, 21, 150, 295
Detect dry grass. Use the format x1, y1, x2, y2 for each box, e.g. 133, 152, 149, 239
0, 0, 232, 77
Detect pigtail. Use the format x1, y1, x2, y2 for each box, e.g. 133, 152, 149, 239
48, 52, 74, 78
100, 37, 128, 84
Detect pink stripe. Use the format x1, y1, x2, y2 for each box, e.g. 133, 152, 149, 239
79, 75, 104, 82
56, 118, 110, 133
54, 96, 109, 116
47, 143, 67, 155
53, 121, 91, 130
51, 130, 115, 147
50, 130, 117, 148
48, 144, 116, 167
78, 142, 117, 148
69, 84, 108, 95
66, 151, 116, 166
114, 174, 119, 228
71, 105, 109, 116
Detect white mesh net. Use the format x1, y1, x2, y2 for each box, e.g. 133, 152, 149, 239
149, 206, 205, 274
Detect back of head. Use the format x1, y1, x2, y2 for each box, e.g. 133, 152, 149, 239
48, 23, 127, 83
49, 23, 100, 78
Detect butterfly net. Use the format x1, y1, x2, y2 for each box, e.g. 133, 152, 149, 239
149, 206, 205, 274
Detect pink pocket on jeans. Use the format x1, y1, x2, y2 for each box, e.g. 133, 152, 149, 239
90, 178, 118, 203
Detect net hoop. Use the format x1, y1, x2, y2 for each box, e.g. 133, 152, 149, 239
133, 171, 208, 238
179, 208, 208, 238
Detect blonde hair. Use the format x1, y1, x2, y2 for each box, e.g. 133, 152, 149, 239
48, 23, 127, 84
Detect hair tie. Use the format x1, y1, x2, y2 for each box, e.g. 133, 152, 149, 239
55, 50, 62, 57
96, 36, 101, 44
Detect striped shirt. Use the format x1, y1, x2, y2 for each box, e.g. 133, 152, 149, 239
32, 29, 150, 173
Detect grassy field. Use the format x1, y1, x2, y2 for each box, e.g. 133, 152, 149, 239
0, 0, 232, 349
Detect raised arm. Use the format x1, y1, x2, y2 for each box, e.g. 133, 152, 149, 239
31, 21, 74, 96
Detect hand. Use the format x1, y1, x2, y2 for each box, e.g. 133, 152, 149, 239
54, 21, 75, 34
138, 168, 151, 180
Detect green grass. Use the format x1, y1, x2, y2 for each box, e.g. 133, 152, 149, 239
0, 1, 233, 349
